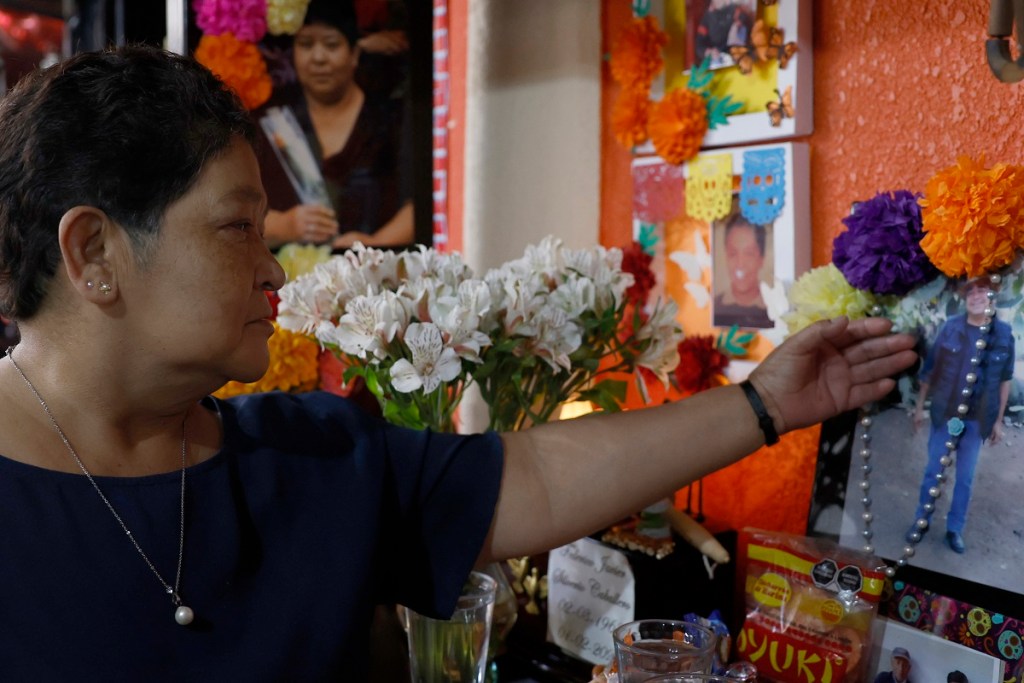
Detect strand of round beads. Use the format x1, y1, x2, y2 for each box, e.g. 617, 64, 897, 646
857, 274, 1000, 578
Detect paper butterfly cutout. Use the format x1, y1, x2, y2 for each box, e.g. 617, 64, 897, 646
757, 279, 790, 346
767, 86, 794, 127
669, 232, 712, 309
728, 20, 798, 74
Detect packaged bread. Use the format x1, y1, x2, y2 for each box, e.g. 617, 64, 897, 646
735, 528, 886, 682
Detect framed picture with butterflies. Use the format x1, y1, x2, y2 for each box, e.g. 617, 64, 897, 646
660, 0, 812, 147
631, 141, 810, 366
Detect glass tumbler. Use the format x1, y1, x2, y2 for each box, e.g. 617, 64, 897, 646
612, 619, 716, 682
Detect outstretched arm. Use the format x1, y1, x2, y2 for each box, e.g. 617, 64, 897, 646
480, 316, 917, 563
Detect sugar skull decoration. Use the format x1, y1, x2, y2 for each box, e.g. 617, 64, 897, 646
686, 153, 733, 223
998, 629, 1024, 661
740, 148, 786, 225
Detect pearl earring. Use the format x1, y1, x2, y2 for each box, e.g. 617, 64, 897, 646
98, 282, 112, 294
86, 281, 94, 289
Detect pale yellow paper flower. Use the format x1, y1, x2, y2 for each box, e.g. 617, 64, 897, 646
782, 263, 878, 335
267, 0, 311, 35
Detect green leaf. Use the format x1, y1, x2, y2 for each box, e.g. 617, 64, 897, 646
638, 223, 659, 255
706, 95, 743, 130
687, 56, 714, 92
631, 0, 650, 17
716, 325, 755, 356
579, 379, 628, 414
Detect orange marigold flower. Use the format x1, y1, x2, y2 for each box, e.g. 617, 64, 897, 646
919, 155, 1024, 278
195, 33, 272, 110
611, 87, 651, 148
213, 322, 321, 398
648, 88, 708, 166
609, 16, 668, 89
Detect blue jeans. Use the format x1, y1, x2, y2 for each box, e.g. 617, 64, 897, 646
915, 420, 982, 535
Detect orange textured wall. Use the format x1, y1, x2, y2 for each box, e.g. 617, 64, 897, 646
810, 1, 1024, 265
599, 0, 1024, 535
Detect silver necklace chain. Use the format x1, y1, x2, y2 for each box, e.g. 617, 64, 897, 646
5, 347, 194, 625
856, 276, 999, 578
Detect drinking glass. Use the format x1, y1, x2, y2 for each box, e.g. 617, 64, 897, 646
405, 571, 497, 683
613, 619, 716, 682
644, 675, 733, 683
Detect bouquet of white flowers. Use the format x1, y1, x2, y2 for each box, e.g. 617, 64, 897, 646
277, 237, 682, 432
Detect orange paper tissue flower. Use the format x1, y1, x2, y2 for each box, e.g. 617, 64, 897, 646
611, 87, 651, 148
919, 156, 1024, 278
648, 88, 708, 166
609, 16, 668, 89
195, 33, 272, 110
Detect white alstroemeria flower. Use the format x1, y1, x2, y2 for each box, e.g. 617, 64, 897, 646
529, 306, 581, 372
564, 245, 631, 313
548, 273, 595, 320
390, 322, 462, 393
321, 291, 408, 360
313, 257, 373, 311
327, 296, 381, 359
635, 333, 680, 385
347, 242, 401, 289
636, 298, 682, 342
400, 276, 452, 323
400, 246, 473, 289
518, 235, 563, 283
277, 273, 338, 334
634, 300, 683, 383
429, 280, 493, 362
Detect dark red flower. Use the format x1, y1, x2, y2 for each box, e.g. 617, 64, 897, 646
674, 335, 729, 394
621, 241, 655, 307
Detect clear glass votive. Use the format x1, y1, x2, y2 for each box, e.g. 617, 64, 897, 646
612, 619, 716, 683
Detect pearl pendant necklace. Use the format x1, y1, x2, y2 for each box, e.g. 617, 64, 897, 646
6, 348, 195, 626
856, 275, 1000, 578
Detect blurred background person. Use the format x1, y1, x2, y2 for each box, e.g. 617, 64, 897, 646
259, 0, 413, 251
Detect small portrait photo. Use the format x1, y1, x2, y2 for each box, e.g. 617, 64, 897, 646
868, 618, 1004, 682
712, 198, 775, 329
688, 0, 758, 70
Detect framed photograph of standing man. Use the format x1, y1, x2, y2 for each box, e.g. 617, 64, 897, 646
808, 267, 1024, 611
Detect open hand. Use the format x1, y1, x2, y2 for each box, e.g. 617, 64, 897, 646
285, 204, 338, 244
748, 317, 918, 434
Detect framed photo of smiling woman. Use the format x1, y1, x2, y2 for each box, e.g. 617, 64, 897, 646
711, 197, 775, 329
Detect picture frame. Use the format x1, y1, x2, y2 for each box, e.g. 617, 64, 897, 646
807, 266, 1024, 618
631, 141, 810, 365
641, 0, 812, 149
869, 617, 1005, 682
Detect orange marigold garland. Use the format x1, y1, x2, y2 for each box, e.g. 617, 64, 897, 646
919, 155, 1024, 278
609, 15, 668, 89
612, 87, 651, 148
648, 88, 709, 166
213, 322, 321, 398
195, 33, 272, 110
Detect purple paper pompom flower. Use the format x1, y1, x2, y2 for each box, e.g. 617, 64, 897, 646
832, 190, 940, 296
194, 0, 268, 43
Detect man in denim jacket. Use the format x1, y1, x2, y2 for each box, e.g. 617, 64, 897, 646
911, 277, 1015, 554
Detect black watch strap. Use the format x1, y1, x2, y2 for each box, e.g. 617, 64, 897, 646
739, 379, 779, 446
